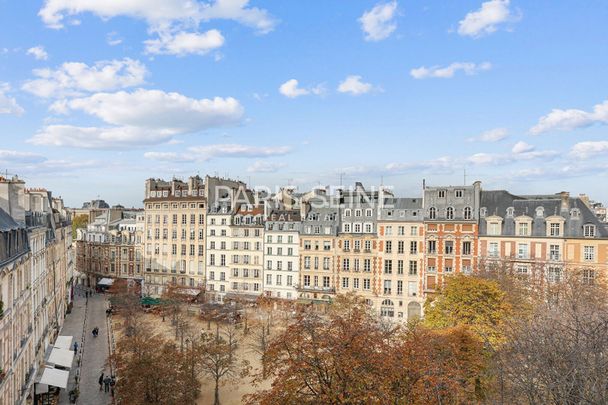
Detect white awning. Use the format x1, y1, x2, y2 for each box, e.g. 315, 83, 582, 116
39, 367, 69, 389
54, 336, 73, 350
48, 348, 74, 368
98, 277, 114, 286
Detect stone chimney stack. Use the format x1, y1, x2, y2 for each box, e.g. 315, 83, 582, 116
0, 175, 26, 225
560, 191, 570, 212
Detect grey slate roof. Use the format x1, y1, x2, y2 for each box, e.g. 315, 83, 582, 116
0, 207, 20, 231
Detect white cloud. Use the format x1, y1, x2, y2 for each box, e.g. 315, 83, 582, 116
29, 125, 169, 149
22, 58, 147, 98
247, 160, 287, 173
0, 83, 24, 115
458, 0, 518, 38
144, 29, 224, 56
410, 62, 491, 79
143, 151, 195, 162
26, 46, 49, 60
511, 141, 534, 154
189, 144, 291, 158
570, 141, 608, 159
200, 0, 277, 34
473, 127, 508, 142
385, 156, 455, 174
0, 149, 45, 164
57, 89, 243, 132
359, 1, 398, 41
337, 75, 374, 95
39, 0, 276, 33
530, 100, 608, 135
106, 32, 122, 46
279, 79, 319, 98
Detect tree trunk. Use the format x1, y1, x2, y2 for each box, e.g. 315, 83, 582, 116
214, 376, 220, 405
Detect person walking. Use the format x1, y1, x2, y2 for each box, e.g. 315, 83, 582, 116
110, 376, 116, 397
98, 373, 104, 391
73, 341, 78, 354
103, 376, 111, 393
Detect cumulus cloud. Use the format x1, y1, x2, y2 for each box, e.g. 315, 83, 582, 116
0, 83, 24, 115
359, 1, 398, 41
410, 62, 491, 79
467, 127, 508, 142
279, 79, 324, 98
457, 0, 518, 38
511, 141, 534, 154
247, 160, 287, 173
467, 143, 558, 166
26, 46, 49, 60
22, 58, 147, 98
337, 75, 374, 95
143, 151, 195, 162
29, 89, 244, 149
39, 0, 276, 33
530, 100, 608, 135
144, 29, 224, 56
570, 141, 608, 159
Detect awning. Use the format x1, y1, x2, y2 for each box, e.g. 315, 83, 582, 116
54, 336, 73, 350
98, 278, 114, 286
48, 348, 74, 368
38, 367, 69, 389
141, 296, 162, 306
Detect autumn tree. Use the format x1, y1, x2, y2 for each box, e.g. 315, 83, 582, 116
423, 274, 513, 346
200, 327, 249, 405
71, 214, 88, 239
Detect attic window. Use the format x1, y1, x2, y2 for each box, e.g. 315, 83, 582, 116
584, 224, 596, 237
535, 207, 544, 217
438, 190, 446, 198
455, 190, 463, 198
506, 207, 514, 217
570, 209, 580, 219
480, 207, 487, 217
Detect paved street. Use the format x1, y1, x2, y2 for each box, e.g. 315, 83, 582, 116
58, 287, 113, 405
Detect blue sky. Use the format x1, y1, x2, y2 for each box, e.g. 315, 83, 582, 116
0, 0, 607, 208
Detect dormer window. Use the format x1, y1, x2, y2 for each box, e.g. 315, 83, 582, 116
570, 209, 580, 219
584, 224, 596, 237
438, 190, 446, 198
535, 207, 544, 217
506, 207, 514, 217
549, 222, 561, 237
455, 189, 463, 198
446, 207, 454, 220
429, 207, 436, 220
518, 222, 530, 236
480, 207, 487, 217
464, 207, 472, 220
365, 209, 372, 217
355, 209, 362, 217
488, 221, 501, 236
344, 209, 351, 217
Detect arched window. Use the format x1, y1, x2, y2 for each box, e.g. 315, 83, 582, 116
464, 206, 472, 220
380, 299, 395, 317
429, 207, 436, 219
446, 207, 454, 220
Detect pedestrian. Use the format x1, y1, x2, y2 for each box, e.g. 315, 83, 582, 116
73, 341, 78, 353
98, 373, 104, 391
110, 376, 116, 397
103, 376, 111, 393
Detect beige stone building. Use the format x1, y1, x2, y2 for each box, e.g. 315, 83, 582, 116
143, 176, 206, 296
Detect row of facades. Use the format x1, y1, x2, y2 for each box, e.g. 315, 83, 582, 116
76, 175, 608, 322
0, 176, 73, 405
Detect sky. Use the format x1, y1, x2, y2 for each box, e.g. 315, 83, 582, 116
0, 0, 607, 208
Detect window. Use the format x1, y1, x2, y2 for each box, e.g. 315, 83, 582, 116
549, 245, 560, 261
355, 209, 362, 217
584, 246, 595, 261
323, 257, 330, 270
516, 265, 528, 276
584, 224, 596, 237
408, 281, 417, 297
397, 260, 404, 275
344, 209, 351, 217
518, 222, 529, 236
385, 226, 393, 236
365, 209, 372, 217
342, 277, 349, 288
428, 240, 436, 254
363, 278, 371, 290
462, 241, 472, 255
410, 241, 418, 254
444, 266, 453, 273
323, 276, 330, 288
354, 223, 362, 233
353, 278, 360, 289
550, 223, 561, 237
384, 260, 392, 274
429, 207, 436, 219
385, 241, 392, 253
397, 241, 404, 254
517, 243, 529, 259
343, 223, 351, 233
488, 222, 501, 236
364, 240, 371, 251
397, 281, 403, 295
444, 241, 453, 255
303, 275, 310, 287
364, 259, 371, 272
398, 226, 405, 236
489, 242, 499, 258
446, 207, 454, 220
583, 269, 596, 285
455, 189, 463, 198
410, 226, 418, 236
343, 258, 350, 271
547, 266, 562, 283
409, 261, 417, 275
464, 207, 472, 220
438, 190, 446, 198
383, 280, 392, 295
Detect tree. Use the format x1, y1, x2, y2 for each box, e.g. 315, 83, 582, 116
71, 214, 88, 239
497, 269, 608, 405
200, 327, 249, 405
423, 274, 513, 346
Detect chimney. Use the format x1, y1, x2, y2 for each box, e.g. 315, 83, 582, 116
0, 176, 26, 225
560, 191, 570, 212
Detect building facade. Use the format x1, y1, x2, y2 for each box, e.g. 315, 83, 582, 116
264, 209, 300, 300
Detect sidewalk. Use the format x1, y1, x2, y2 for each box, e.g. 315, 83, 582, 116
58, 287, 113, 405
